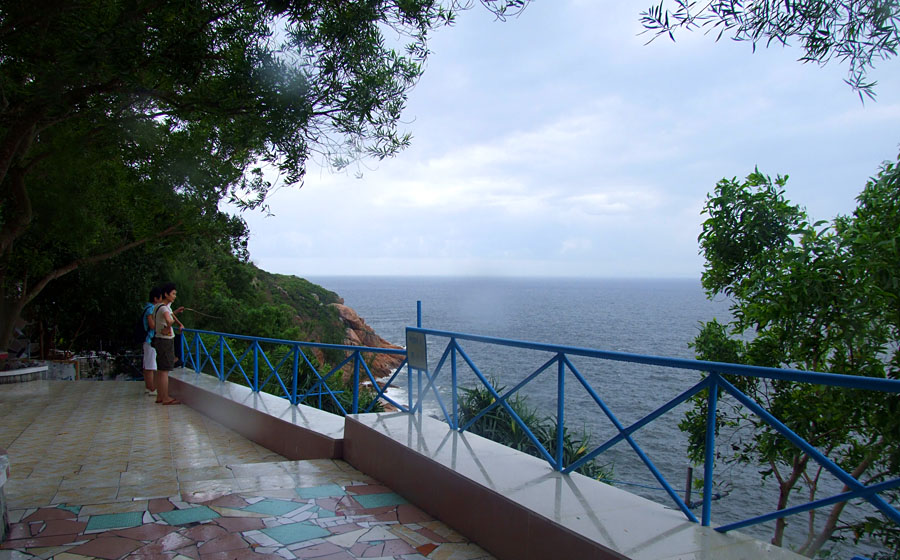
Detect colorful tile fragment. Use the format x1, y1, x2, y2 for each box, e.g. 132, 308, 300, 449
1, 482, 495, 559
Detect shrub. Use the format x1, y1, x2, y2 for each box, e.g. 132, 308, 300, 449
458, 379, 612, 481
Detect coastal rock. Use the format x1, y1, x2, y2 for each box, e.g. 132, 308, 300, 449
329, 303, 405, 378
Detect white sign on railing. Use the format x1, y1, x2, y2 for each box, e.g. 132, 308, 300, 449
406, 330, 427, 371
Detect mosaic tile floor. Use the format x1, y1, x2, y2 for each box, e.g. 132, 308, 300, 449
1, 476, 492, 560
0, 381, 494, 560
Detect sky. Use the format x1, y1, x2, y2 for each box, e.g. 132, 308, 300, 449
238, 0, 900, 279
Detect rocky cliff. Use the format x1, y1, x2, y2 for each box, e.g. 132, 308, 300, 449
329, 303, 405, 378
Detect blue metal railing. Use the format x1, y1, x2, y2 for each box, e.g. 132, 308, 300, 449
177, 308, 900, 539
402, 325, 900, 534
180, 328, 409, 414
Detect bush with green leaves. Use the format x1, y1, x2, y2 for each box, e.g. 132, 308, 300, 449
683, 156, 900, 558
458, 380, 612, 481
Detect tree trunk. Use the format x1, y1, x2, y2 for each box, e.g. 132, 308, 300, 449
773, 454, 809, 547
0, 292, 27, 360
0, 107, 44, 195
0, 222, 183, 352
801, 458, 873, 557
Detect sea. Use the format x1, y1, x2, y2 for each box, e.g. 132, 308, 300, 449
309, 276, 883, 557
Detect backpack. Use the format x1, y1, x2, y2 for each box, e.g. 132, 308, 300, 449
133, 303, 154, 345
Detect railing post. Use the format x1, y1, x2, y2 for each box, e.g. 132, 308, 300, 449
195, 334, 201, 372
451, 342, 458, 430
703, 374, 720, 526
415, 301, 423, 414
291, 345, 299, 405
253, 340, 259, 392
218, 337, 225, 380
353, 351, 360, 414
183, 332, 191, 370
556, 353, 565, 471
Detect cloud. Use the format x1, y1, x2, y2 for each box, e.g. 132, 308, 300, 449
560, 237, 593, 254
234, 0, 900, 279
563, 189, 662, 216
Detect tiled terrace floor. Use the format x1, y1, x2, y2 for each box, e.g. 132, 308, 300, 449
0, 380, 493, 560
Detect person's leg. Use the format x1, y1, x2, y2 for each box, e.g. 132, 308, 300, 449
142, 342, 156, 393
155, 338, 179, 404
155, 369, 170, 403
143, 370, 156, 392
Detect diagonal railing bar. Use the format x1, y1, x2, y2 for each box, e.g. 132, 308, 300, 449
413, 341, 454, 423
181, 334, 197, 371
422, 365, 454, 425
193, 334, 214, 374
183, 333, 202, 371
561, 355, 699, 522
565, 364, 710, 473
718, 477, 900, 533
223, 338, 254, 387
364, 358, 410, 413
206, 337, 222, 378
255, 344, 293, 400
187, 334, 204, 372
354, 353, 408, 413
455, 342, 559, 469
411, 341, 452, 413
718, 375, 900, 528
459, 353, 560, 434
319, 351, 355, 380
294, 347, 326, 407
423, 341, 457, 422
359, 353, 382, 389
295, 349, 348, 415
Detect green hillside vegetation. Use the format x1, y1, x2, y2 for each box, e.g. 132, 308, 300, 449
24, 224, 345, 358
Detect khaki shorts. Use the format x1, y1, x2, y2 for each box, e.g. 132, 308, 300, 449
152, 337, 176, 371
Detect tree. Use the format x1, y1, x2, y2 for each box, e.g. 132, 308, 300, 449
641, 0, 900, 98
0, 0, 529, 353
682, 159, 900, 557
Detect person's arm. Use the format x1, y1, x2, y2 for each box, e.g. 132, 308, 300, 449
172, 306, 185, 331
147, 310, 156, 331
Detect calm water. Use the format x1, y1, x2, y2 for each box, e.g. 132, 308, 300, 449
309, 276, 881, 556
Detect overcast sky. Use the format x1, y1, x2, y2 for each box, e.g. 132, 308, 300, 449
238, 0, 900, 279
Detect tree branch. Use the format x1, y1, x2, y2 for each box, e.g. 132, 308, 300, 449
802, 455, 875, 556
20, 222, 184, 310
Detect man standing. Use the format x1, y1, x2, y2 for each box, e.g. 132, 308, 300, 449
141, 286, 162, 395
151, 282, 184, 405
